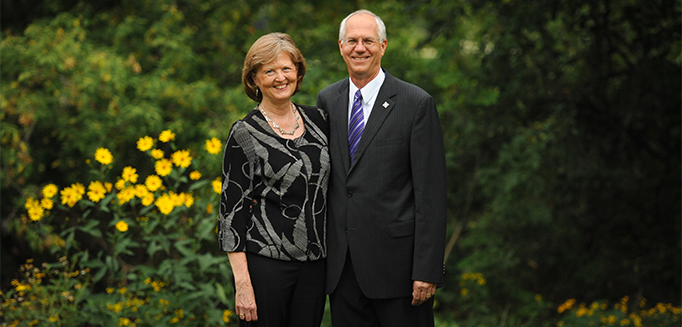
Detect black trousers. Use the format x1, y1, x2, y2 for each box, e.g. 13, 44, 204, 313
239, 253, 326, 327
329, 253, 435, 327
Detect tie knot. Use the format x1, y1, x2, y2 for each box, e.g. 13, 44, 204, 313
355, 89, 362, 101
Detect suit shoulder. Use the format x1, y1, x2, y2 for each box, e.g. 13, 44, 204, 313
391, 76, 432, 99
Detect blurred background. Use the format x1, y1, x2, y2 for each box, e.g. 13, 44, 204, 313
1, 0, 680, 326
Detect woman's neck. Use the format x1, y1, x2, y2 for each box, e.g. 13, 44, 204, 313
260, 99, 292, 116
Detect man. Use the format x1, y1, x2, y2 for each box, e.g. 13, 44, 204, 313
316, 9, 447, 327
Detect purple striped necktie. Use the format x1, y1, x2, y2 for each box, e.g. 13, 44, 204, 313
348, 89, 365, 164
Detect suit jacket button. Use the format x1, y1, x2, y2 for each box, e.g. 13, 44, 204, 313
347, 191, 353, 197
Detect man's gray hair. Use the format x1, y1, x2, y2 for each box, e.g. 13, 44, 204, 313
339, 9, 386, 43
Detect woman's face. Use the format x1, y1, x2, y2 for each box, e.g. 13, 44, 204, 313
254, 51, 298, 106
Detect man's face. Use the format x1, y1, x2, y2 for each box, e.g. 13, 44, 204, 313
339, 14, 387, 82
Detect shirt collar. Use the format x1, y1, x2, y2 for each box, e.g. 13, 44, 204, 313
349, 69, 386, 104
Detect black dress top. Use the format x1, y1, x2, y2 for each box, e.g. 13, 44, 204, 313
219, 104, 329, 261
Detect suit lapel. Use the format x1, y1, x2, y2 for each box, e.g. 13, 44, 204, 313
333, 80, 351, 174
349, 73, 397, 173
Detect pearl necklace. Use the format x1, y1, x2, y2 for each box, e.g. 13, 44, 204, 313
258, 103, 300, 136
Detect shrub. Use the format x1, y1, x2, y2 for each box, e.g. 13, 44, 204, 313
556, 296, 682, 327
2, 130, 236, 326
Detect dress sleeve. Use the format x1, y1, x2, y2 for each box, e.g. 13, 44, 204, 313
219, 121, 254, 252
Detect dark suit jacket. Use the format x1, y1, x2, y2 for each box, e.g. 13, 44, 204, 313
316, 70, 447, 299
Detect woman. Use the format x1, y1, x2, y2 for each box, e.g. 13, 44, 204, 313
219, 32, 329, 326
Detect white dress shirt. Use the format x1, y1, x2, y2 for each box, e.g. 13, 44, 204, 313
348, 69, 386, 127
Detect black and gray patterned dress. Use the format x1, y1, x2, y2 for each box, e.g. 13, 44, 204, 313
219, 104, 329, 262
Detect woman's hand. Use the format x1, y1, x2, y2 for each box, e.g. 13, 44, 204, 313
228, 252, 258, 321
234, 279, 258, 321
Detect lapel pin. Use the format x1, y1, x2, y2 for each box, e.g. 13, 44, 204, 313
382, 102, 389, 108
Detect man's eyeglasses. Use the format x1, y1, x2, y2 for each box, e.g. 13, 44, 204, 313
343, 37, 380, 48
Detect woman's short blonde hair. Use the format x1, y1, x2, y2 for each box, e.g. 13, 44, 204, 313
242, 32, 306, 102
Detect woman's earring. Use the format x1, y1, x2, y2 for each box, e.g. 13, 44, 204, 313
255, 88, 260, 97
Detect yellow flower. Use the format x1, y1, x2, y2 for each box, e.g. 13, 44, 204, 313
137, 136, 155, 152
95, 148, 114, 165
87, 181, 107, 202
117, 186, 136, 204
105, 182, 113, 192
159, 130, 175, 143
212, 178, 222, 194
49, 316, 58, 323
171, 149, 192, 168
115, 221, 129, 232
222, 310, 233, 323
183, 193, 194, 208
169, 191, 183, 206
28, 205, 45, 221
25, 197, 44, 221
205, 137, 223, 155
656, 302, 666, 314
159, 298, 170, 306
115, 179, 126, 190
155, 193, 175, 215
189, 170, 201, 180
107, 302, 123, 313
206, 203, 213, 214
118, 317, 131, 326
12, 279, 31, 293
151, 149, 165, 159
144, 278, 151, 284
155, 158, 173, 176
106, 288, 114, 294
60, 183, 85, 207
576, 304, 588, 317
134, 184, 149, 198
74, 183, 85, 195
122, 166, 139, 183
151, 280, 164, 291
41, 198, 54, 210
118, 287, 127, 294
141, 194, 155, 206
460, 288, 468, 296
558, 299, 576, 313
42, 184, 58, 198
145, 175, 163, 191
607, 315, 617, 324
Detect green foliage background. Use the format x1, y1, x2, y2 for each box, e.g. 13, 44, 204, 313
1, 0, 680, 325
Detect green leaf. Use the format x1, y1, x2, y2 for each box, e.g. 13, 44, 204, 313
215, 282, 229, 305
188, 179, 210, 191
174, 239, 195, 257
197, 253, 226, 274
76, 219, 102, 238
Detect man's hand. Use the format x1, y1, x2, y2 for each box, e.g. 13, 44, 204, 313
411, 280, 436, 306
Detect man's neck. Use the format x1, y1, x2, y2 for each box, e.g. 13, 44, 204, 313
349, 69, 381, 89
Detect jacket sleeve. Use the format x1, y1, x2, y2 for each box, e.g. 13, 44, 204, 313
410, 94, 447, 284
218, 121, 254, 252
